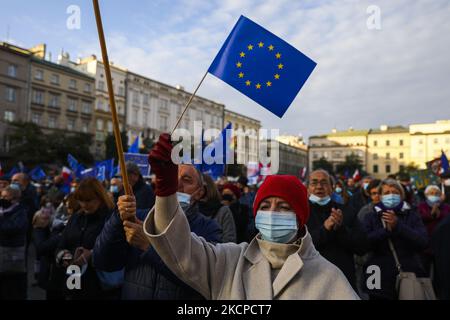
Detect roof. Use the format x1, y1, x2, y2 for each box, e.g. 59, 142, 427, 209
310, 129, 369, 139
31, 56, 95, 80
224, 109, 261, 124
369, 126, 409, 134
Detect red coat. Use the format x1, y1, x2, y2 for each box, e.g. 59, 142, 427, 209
418, 201, 450, 236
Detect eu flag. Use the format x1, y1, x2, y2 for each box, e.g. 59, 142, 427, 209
208, 15, 317, 118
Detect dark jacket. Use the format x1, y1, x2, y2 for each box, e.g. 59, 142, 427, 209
229, 201, 250, 243
0, 203, 28, 247
431, 215, 450, 300
307, 200, 369, 290
348, 188, 370, 214
363, 202, 428, 300
93, 204, 222, 300
121, 178, 155, 210
56, 206, 112, 299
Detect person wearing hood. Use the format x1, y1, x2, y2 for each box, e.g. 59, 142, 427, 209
221, 183, 250, 243
363, 178, 428, 300
118, 134, 359, 300
198, 174, 236, 243
348, 176, 374, 213
306, 169, 369, 291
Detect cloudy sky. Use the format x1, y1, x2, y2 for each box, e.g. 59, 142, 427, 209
1, 0, 449, 140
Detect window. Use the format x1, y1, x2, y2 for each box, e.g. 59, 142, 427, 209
7, 64, 17, 77
67, 118, 75, 131
373, 140, 378, 147
33, 90, 44, 104
143, 94, 149, 105
434, 138, 439, 144
386, 165, 391, 173
68, 98, 77, 112
32, 113, 41, 125
96, 119, 104, 131
133, 109, 138, 125
51, 74, 60, 85
48, 116, 57, 128
133, 91, 140, 105
373, 153, 378, 160
373, 165, 379, 173
400, 165, 405, 172
400, 139, 404, 146
399, 152, 404, 159
419, 139, 423, 145
69, 79, 77, 89
159, 98, 168, 110
143, 111, 148, 125
386, 140, 390, 146
98, 81, 105, 91
35, 69, 44, 80
160, 115, 168, 131
82, 101, 91, 114
5, 87, 16, 102
82, 122, 89, 133
4, 111, 15, 122
313, 152, 319, 160
386, 152, 390, 160
107, 121, 113, 133
49, 94, 59, 108
84, 83, 91, 93
97, 100, 103, 111
118, 87, 124, 96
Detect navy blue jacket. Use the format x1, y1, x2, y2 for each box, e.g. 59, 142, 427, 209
363, 202, 428, 299
0, 203, 28, 247
93, 204, 222, 300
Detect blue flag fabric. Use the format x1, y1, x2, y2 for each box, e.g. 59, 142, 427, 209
67, 154, 79, 172
208, 15, 317, 118
30, 166, 47, 181
95, 159, 114, 181
196, 123, 233, 179
441, 150, 449, 174
128, 136, 139, 153
7, 166, 19, 178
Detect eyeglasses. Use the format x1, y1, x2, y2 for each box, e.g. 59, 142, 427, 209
309, 180, 330, 187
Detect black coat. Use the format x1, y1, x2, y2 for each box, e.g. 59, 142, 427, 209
229, 202, 250, 243
119, 178, 155, 210
363, 202, 428, 299
306, 200, 369, 290
0, 203, 28, 247
348, 188, 370, 214
93, 205, 222, 300
56, 207, 112, 299
431, 215, 450, 300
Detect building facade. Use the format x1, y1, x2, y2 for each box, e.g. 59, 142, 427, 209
308, 129, 369, 172
367, 125, 410, 178
75, 55, 127, 159
0, 42, 30, 154
260, 139, 308, 176
409, 120, 450, 169
224, 109, 261, 164
126, 72, 224, 148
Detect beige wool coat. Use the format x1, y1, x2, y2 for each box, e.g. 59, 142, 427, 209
143, 194, 360, 300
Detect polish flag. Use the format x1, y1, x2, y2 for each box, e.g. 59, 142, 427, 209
353, 169, 361, 181
62, 166, 72, 182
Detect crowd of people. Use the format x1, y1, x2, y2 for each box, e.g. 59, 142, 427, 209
1, 138, 450, 300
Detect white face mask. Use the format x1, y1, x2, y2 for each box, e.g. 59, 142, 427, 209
176, 192, 191, 206
445, 180, 450, 187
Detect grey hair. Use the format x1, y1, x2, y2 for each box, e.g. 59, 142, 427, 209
425, 185, 441, 195
3, 185, 22, 201
308, 169, 333, 186
378, 178, 405, 200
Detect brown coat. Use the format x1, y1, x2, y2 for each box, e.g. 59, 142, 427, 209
143, 194, 359, 300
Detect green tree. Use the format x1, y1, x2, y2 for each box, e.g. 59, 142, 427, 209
313, 157, 334, 174
105, 131, 128, 160
336, 153, 364, 176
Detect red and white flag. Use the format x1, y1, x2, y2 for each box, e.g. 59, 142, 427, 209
353, 169, 361, 181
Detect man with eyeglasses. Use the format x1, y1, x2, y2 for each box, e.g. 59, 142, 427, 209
306, 169, 369, 291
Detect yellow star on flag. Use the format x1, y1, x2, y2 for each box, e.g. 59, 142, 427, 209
258, 42, 264, 48
240, 52, 245, 58
266, 81, 272, 87
256, 83, 261, 89
278, 63, 284, 69
275, 53, 282, 59
245, 80, 251, 86
247, 44, 253, 50
268, 45, 274, 51
274, 74, 280, 80
236, 62, 242, 68
238, 72, 244, 78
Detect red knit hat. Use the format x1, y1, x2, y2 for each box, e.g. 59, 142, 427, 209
222, 183, 241, 199
253, 175, 310, 227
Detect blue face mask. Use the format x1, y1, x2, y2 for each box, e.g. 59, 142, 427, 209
381, 194, 401, 208
426, 195, 441, 207
255, 211, 298, 244
335, 187, 342, 194
363, 182, 369, 190
309, 194, 331, 206
110, 185, 119, 194
10, 182, 21, 191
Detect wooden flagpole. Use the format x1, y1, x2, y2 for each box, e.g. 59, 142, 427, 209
92, 0, 131, 196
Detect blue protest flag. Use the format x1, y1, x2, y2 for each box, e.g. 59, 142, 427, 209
441, 150, 449, 174
75, 164, 86, 179
124, 153, 151, 177
95, 159, 114, 181
80, 168, 96, 179
67, 154, 79, 172
197, 123, 233, 179
208, 16, 317, 118
7, 166, 19, 177
128, 135, 139, 153
30, 166, 47, 181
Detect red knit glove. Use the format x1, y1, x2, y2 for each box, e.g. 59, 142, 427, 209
148, 133, 178, 197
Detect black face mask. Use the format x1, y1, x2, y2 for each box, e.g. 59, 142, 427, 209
222, 194, 235, 202
0, 199, 12, 209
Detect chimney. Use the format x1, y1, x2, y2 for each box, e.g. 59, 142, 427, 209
29, 43, 47, 59
176, 84, 185, 91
